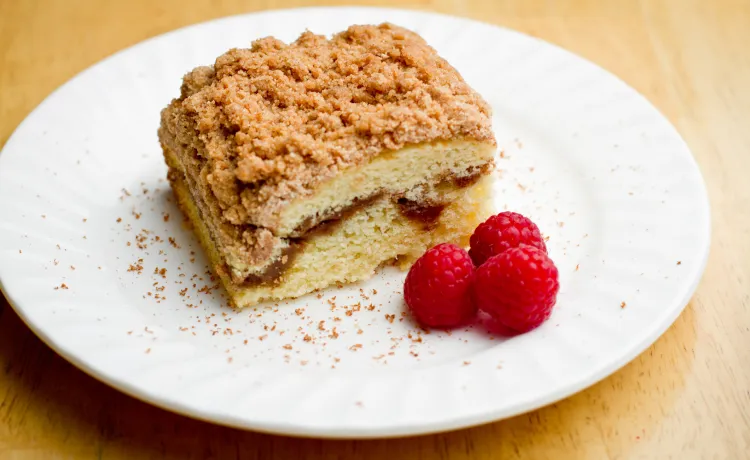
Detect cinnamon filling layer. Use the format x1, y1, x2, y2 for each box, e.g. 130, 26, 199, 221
174, 163, 490, 288
288, 162, 490, 237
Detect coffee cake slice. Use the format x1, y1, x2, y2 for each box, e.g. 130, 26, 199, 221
159, 23, 496, 307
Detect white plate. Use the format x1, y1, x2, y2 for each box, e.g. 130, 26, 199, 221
0, 7, 709, 438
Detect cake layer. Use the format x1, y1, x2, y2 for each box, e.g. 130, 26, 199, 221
272, 140, 494, 236
170, 171, 492, 307
163, 139, 493, 281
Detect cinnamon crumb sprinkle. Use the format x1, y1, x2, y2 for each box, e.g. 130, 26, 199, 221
145, 348, 151, 354
317, 320, 326, 331
463, 361, 471, 366
677, 261, 682, 265
282, 344, 292, 350
621, 301, 627, 309
384, 314, 395, 323
349, 344, 362, 351
329, 328, 339, 339
303, 334, 313, 342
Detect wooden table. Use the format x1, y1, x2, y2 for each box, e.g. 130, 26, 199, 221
1, 0, 749, 458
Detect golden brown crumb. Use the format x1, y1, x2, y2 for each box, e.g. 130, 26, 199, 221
159, 23, 494, 231
621, 301, 627, 308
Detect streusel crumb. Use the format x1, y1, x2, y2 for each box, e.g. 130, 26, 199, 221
160, 23, 494, 227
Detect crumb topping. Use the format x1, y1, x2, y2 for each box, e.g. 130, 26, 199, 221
161, 23, 494, 226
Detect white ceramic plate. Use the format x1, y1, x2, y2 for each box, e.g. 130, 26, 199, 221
0, 7, 709, 438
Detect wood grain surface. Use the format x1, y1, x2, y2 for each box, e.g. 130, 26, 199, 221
1, 0, 749, 458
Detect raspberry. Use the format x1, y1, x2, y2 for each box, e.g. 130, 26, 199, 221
403, 243, 477, 328
469, 212, 546, 266
473, 245, 559, 333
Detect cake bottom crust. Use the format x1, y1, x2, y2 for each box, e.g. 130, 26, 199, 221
170, 173, 493, 308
